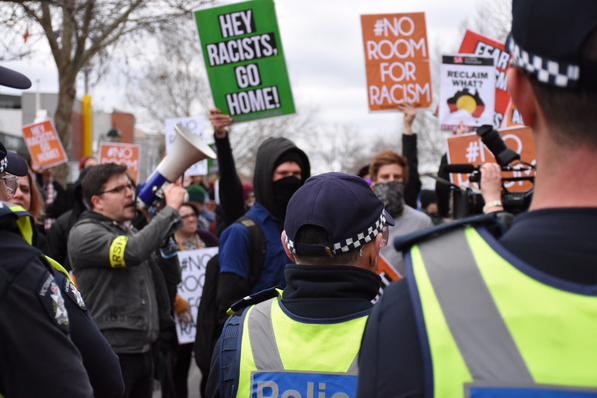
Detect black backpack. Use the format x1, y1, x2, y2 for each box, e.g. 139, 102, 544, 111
194, 216, 266, 395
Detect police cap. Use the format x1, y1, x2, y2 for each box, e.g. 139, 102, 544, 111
508, 0, 597, 90
284, 172, 394, 257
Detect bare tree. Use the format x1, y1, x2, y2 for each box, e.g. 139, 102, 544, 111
122, 17, 327, 179
124, 21, 211, 133
309, 123, 377, 174
228, 111, 319, 178
469, 1, 512, 42
0, 0, 212, 146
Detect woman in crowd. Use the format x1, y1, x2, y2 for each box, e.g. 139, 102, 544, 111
10, 168, 48, 252
172, 202, 218, 398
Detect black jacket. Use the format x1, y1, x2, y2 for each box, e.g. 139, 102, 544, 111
403, 134, 421, 209
214, 133, 245, 235
0, 207, 122, 398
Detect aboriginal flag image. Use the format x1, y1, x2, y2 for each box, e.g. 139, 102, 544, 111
447, 88, 485, 117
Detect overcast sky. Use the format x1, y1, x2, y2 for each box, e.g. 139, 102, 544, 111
1, 0, 488, 139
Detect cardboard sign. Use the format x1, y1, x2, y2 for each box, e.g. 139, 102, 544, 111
361, 13, 432, 110
175, 247, 219, 344
195, 0, 295, 122
502, 101, 526, 129
165, 116, 212, 177
439, 55, 496, 131
447, 127, 536, 193
22, 120, 68, 169
378, 254, 402, 287
458, 30, 511, 128
99, 142, 141, 183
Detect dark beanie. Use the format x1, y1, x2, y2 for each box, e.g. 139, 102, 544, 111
274, 149, 307, 173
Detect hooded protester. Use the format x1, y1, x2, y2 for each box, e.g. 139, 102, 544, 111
216, 137, 310, 322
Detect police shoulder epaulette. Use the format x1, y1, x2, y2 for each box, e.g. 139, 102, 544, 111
0, 202, 28, 219
226, 287, 280, 317
393, 212, 514, 252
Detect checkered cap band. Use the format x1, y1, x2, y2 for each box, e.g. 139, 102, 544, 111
0, 157, 6, 174
285, 211, 388, 256
508, 37, 580, 88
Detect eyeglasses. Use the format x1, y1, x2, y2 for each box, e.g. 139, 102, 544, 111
180, 213, 197, 220
1, 174, 18, 198
99, 182, 135, 196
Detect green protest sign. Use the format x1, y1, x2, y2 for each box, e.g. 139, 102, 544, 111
195, 0, 295, 122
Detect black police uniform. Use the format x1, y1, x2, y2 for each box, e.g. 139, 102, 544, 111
52, 270, 125, 398
0, 203, 94, 397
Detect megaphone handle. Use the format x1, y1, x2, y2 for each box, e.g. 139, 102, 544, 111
138, 171, 169, 207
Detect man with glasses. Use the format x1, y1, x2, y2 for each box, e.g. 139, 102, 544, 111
206, 172, 393, 397
68, 163, 186, 398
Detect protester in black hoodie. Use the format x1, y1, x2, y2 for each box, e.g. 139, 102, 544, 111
216, 136, 310, 325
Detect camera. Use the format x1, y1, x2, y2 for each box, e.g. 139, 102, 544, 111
446, 125, 535, 217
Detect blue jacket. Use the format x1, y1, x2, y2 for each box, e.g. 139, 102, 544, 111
219, 203, 287, 292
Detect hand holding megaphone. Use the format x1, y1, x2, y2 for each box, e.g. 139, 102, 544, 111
163, 181, 187, 210
138, 123, 216, 208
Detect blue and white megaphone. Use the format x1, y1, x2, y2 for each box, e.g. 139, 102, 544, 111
137, 123, 216, 208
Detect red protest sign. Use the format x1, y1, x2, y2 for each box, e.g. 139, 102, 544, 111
502, 101, 525, 129
361, 13, 432, 110
447, 127, 535, 193
458, 30, 523, 129
99, 142, 141, 183
22, 120, 68, 170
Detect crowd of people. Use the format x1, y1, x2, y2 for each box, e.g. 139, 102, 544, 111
1, 0, 596, 397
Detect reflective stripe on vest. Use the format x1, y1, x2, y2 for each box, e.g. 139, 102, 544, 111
8, 204, 33, 245
410, 227, 597, 397
236, 297, 367, 398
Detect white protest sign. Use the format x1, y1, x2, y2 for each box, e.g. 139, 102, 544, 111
175, 247, 218, 344
439, 55, 496, 131
165, 116, 213, 177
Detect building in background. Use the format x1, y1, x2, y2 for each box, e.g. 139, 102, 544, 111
0, 92, 164, 183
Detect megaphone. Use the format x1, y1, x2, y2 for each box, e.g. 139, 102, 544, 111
137, 123, 216, 207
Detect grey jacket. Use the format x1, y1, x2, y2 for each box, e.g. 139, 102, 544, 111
68, 207, 180, 354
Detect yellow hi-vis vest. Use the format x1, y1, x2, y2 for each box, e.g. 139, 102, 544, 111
5, 203, 73, 282
409, 226, 597, 397
236, 296, 368, 398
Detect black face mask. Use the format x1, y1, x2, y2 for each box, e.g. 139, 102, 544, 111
373, 181, 405, 218
272, 176, 302, 222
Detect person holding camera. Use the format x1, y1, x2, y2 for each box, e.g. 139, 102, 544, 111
358, 1, 597, 396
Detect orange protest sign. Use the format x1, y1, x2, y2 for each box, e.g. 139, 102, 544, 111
378, 254, 402, 287
99, 142, 141, 183
447, 127, 536, 193
361, 13, 432, 110
22, 120, 68, 170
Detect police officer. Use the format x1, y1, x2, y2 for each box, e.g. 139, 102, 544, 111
206, 172, 394, 397
0, 141, 94, 396
358, 1, 597, 396
0, 66, 123, 398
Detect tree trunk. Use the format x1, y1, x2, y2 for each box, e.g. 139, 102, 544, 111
54, 68, 77, 150
52, 67, 78, 185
